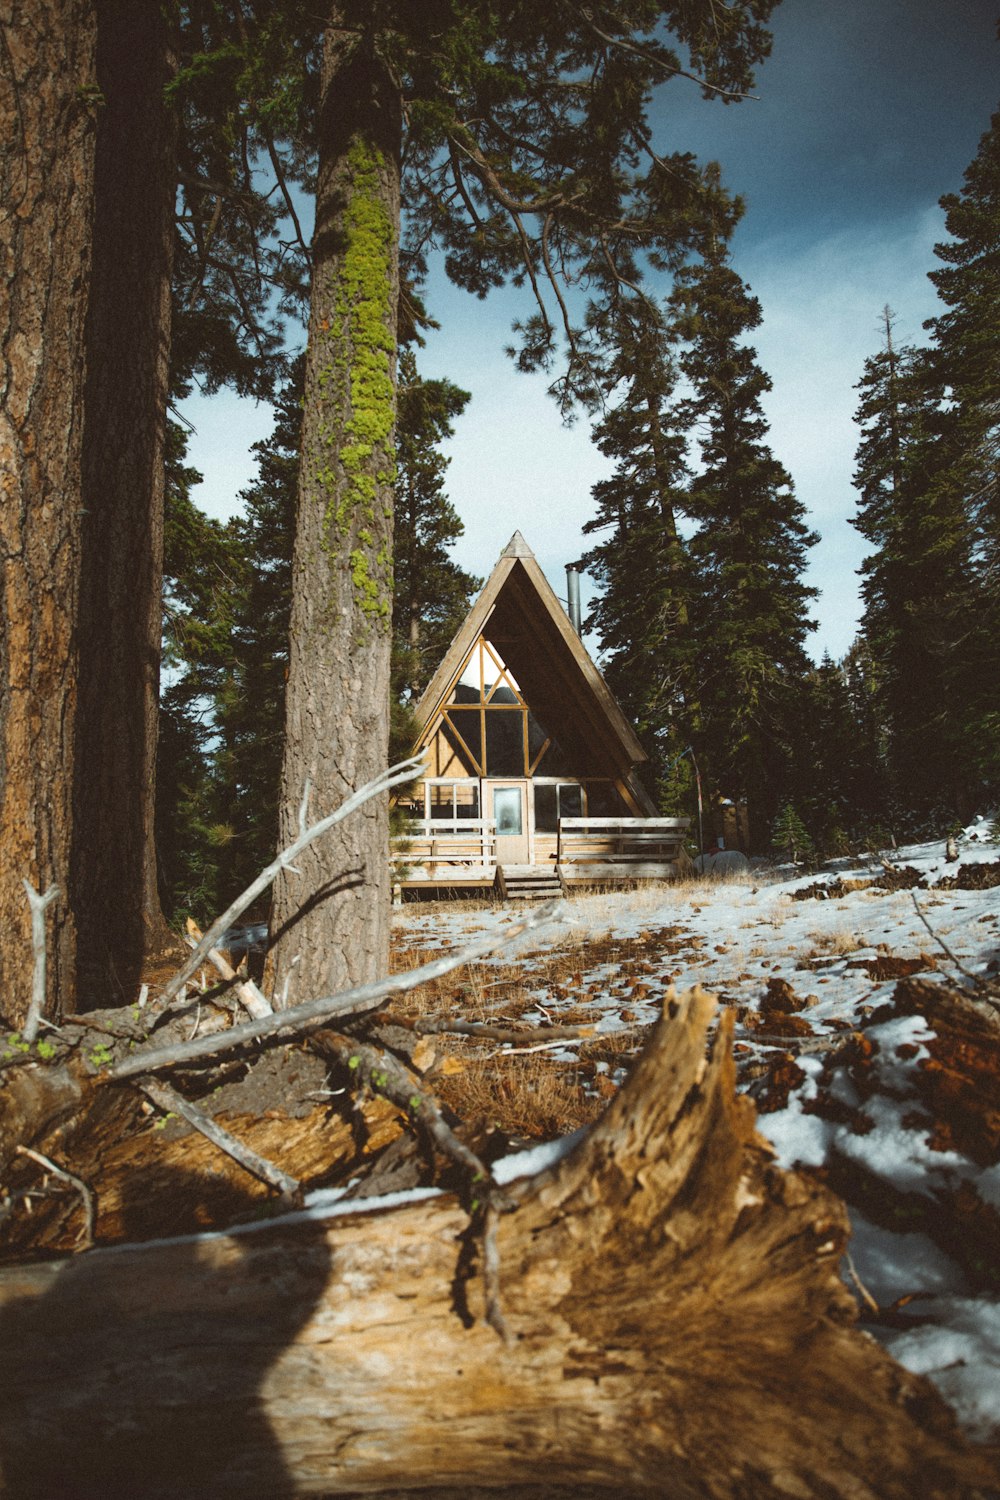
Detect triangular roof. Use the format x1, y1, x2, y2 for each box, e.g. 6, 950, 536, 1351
413, 534, 653, 806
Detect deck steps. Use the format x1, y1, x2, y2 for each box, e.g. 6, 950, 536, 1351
495, 864, 566, 901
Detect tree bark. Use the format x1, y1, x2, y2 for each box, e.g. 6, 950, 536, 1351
0, 990, 992, 1498
0, 0, 98, 1026
270, 7, 401, 1006
71, 0, 177, 1007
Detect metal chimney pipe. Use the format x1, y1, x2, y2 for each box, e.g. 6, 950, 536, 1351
565, 563, 582, 634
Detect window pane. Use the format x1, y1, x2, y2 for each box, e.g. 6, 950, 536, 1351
455, 783, 479, 818
558, 783, 583, 820
428, 785, 455, 819
445, 708, 483, 769
534, 783, 558, 833
485, 708, 524, 775
494, 786, 523, 835
586, 782, 624, 817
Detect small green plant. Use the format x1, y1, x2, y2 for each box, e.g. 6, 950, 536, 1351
771, 803, 815, 865
86, 1042, 114, 1070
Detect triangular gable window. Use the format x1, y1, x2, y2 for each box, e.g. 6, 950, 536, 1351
440, 637, 568, 776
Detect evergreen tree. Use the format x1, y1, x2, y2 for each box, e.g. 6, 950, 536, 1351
157, 422, 244, 921
672, 229, 818, 847
393, 350, 479, 711
0, 0, 97, 1024
925, 107, 1000, 800
213, 362, 301, 907
770, 802, 814, 865
792, 653, 881, 853
582, 303, 699, 805
850, 311, 974, 823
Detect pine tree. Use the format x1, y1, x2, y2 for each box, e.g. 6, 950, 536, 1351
157, 422, 245, 921
214, 364, 301, 907
672, 229, 818, 847
582, 303, 699, 804
792, 653, 880, 854
925, 108, 1000, 801
0, 0, 97, 1024
770, 802, 814, 865
850, 311, 974, 823
393, 349, 479, 710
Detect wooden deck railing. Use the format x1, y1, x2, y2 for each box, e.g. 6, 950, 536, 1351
556, 816, 691, 879
391, 818, 497, 871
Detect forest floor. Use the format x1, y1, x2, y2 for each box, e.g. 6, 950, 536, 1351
390, 818, 1000, 1445
3, 819, 998, 1466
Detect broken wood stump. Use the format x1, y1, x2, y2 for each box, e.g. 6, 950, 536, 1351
0, 988, 994, 1498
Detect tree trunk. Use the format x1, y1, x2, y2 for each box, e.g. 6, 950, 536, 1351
0, 0, 98, 1026
270, 8, 400, 1006
0, 991, 992, 1498
71, 0, 177, 1008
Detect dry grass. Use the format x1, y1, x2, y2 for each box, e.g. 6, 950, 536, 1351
433, 1046, 605, 1140
805, 927, 868, 958
388, 921, 666, 1139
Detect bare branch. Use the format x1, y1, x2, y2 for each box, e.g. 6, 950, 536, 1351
112, 900, 567, 1081
447, 141, 484, 228
139, 1078, 302, 1208
157, 752, 428, 1009
185, 918, 272, 1021
15, 1146, 93, 1249
910, 892, 985, 990
21, 880, 58, 1044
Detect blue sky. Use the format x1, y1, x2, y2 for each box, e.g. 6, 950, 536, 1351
180, 0, 999, 662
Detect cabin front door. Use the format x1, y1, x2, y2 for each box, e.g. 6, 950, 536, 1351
487, 780, 530, 865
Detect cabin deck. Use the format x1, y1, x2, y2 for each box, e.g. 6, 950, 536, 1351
392, 815, 692, 896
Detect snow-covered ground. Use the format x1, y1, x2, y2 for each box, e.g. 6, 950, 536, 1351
395, 820, 1000, 1442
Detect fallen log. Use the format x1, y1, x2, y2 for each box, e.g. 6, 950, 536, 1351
0, 988, 993, 1499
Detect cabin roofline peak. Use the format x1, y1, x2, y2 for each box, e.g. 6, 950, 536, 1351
502, 531, 534, 558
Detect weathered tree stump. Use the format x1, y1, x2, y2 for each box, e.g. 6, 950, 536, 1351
0, 989, 994, 1498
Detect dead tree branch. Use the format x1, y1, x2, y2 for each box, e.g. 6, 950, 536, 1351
110, 901, 567, 1081
158, 752, 428, 1008
21, 880, 58, 1044
139, 1078, 302, 1208
185, 919, 272, 1020
15, 1145, 93, 1249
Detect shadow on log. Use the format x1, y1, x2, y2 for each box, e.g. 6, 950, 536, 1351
0, 989, 995, 1498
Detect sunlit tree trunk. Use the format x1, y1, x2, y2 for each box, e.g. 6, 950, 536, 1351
0, 0, 98, 1025
270, 8, 401, 1005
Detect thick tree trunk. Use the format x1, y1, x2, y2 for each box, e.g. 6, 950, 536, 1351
270, 9, 400, 1006
0, 0, 98, 1026
71, 0, 177, 1007
0, 991, 992, 1498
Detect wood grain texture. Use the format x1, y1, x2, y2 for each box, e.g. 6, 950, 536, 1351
0, 990, 993, 1498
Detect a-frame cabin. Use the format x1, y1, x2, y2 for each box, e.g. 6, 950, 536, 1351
393, 533, 690, 895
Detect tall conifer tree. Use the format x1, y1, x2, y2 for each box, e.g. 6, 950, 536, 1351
672, 229, 817, 845
583, 305, 698, 801
925, 107, 1000, 800
851, 312, 974, 821
393, 350, 478, 710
